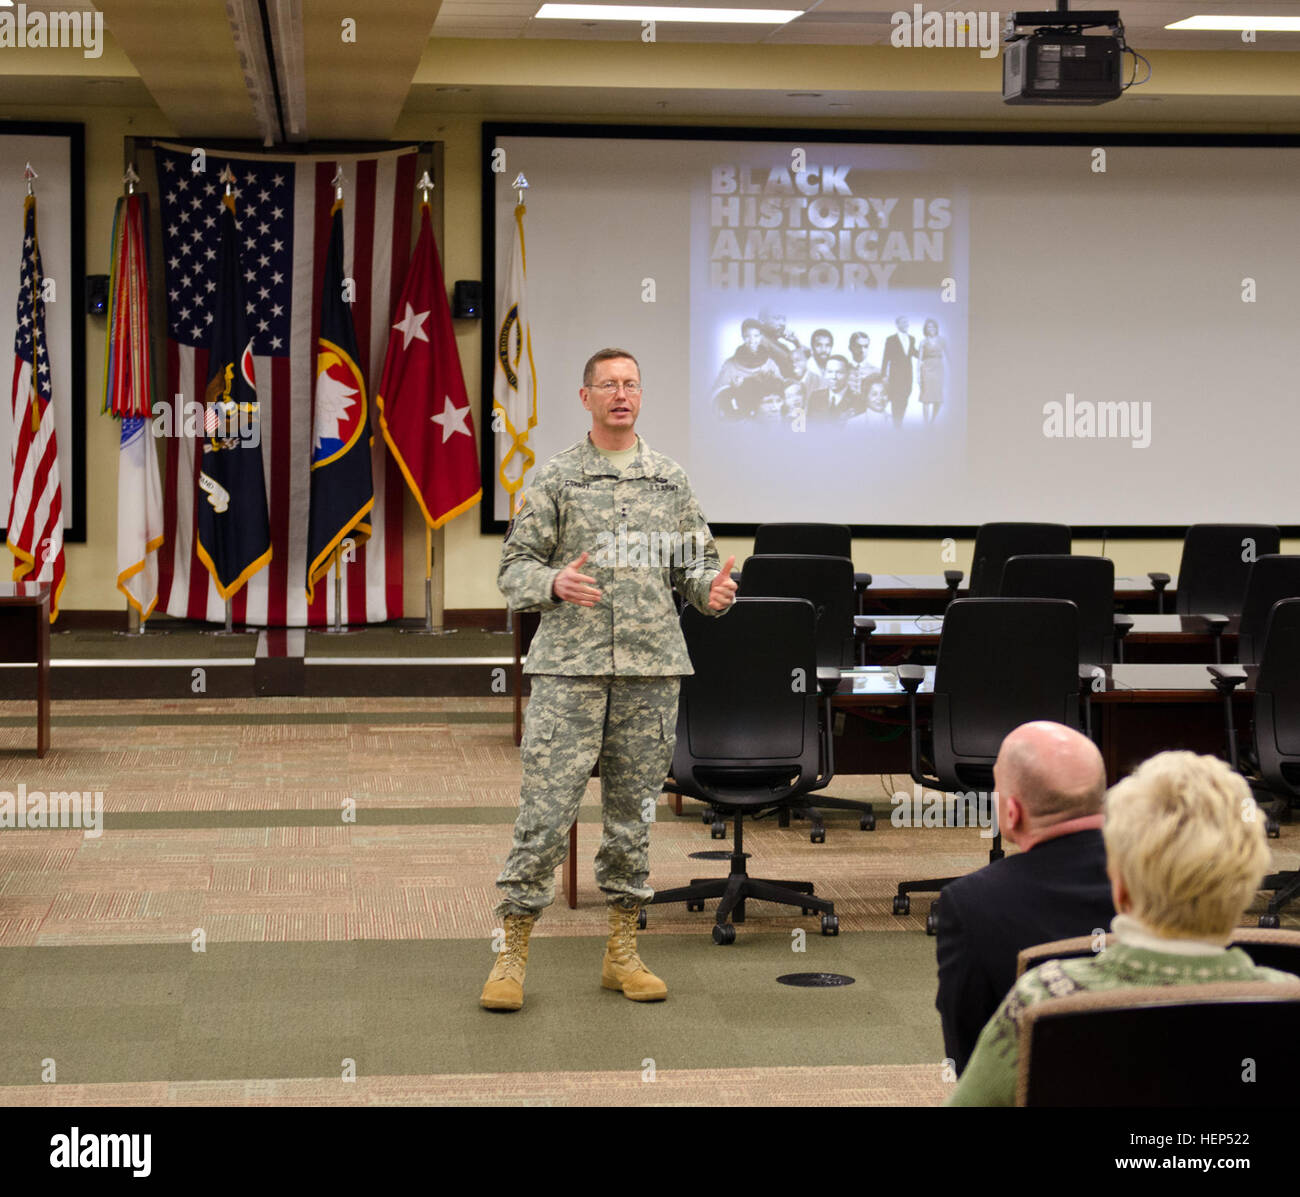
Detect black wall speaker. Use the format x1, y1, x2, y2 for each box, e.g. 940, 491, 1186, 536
452, 279, 481, 319
87, 274, 109, 316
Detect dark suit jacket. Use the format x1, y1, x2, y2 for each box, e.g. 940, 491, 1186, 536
881, 332, 916, 397
935, 828, 1116, 1074
805, 386, 864, 421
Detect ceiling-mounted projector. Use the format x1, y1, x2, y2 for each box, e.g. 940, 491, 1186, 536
1003, 6, 1134, 105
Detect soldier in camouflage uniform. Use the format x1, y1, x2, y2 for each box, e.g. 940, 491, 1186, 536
482, 348, 737, 1011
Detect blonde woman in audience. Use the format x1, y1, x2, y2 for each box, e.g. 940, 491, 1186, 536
947, 750, 1299, 1106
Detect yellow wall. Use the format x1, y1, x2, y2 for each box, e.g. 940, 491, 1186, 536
17, 99, 1291, 616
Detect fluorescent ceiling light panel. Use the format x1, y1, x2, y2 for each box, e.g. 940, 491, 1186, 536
1166, 15, 1300, 31
535, 5, 804, 24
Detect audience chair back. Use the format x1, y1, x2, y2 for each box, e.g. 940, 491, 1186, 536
1253, 597, 1300, 800
999, 554, 1115, 668
1017, 929, 1300, 980
674, 598, 821, 810
967, 522, 1071, 598
931, 599, 1081, 791
740, 554, 856, 672
1238, 555, 1300, 666
753, 522, 851, 560
1175, 523, 1281, 617
1016, 981, 1300, 1106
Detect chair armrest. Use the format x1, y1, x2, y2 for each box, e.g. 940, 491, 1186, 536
1207, 664, 1248, 693
1203, 613, 1229, 633
943, 569, 963, 592
897, 664, 926, 694
816, 666, 841, 696
1079, 664, 1105, 690
854, 572, 872, 590
1113, 613, 1134, 639
1147, 571, 1171, 591
853, 616, 876, 635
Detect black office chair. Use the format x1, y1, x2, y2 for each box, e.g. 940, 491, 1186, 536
1016, 981, 1300, 1106
1148, 522, 1281, 617
1237, 555, 1300, 666
894, 598, 1083, 933
1209, 598, 1300, 924
753, 522, 872, 613
946, 522, 1072, 602
1000, 554, 1131, 668
738, 553, 877, 839
651, 598, 839, 944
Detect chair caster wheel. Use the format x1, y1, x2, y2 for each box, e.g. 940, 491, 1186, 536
821, 914, 839, 936
1266, 818, 1280, 839
893, 895, 910, 916
778, 810, 790, 828
926, 910, 939, 936
712, 923, 736, 945
687, 900, 705, 913
702, 808, 714, 825
711, 820, 727, 840
802, 906, 814, 916
860, 812, 876, 831
637, 908, 647, 930
1259, 914, 1281, 929
810, 827, 826, 844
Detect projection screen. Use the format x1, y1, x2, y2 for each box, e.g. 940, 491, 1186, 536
482, 125, 1300, 535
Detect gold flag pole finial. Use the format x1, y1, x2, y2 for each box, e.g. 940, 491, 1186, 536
219, 165, 236, 197
122, 164, 141, 196
417, 170, 434, 205
23, 162, 37, 196
511, 172, 529, 207
332, 165, 345, 202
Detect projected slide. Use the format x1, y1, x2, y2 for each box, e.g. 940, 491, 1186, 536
691, 146, 966, 510
487, 128, 1300, 531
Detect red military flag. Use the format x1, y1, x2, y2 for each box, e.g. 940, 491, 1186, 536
375, 201, 481, 528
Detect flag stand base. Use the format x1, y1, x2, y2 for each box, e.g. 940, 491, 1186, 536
398, 577, 456, 634
202, 601, 246, 636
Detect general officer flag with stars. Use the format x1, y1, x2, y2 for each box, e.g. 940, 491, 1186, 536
306, 185, 373, 603
195, 179, 272, 600
376, 200, 481, 529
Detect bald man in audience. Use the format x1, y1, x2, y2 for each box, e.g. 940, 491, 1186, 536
934, 721, 1117, 1075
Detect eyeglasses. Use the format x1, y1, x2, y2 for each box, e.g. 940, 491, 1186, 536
587, 381, 642, 395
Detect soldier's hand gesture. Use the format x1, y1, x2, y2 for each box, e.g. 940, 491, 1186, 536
709, 556, 738, 611
553, 551, 603, 606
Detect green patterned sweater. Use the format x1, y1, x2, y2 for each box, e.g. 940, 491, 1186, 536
945, 941, 1297, 1107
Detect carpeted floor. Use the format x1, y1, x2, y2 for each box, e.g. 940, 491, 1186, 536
0, 696, 1295, 1106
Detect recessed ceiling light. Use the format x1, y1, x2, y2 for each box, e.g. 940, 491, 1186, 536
1166, 15, 1300, 32
535, 5, 804, 24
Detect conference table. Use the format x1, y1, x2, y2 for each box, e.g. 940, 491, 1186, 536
859, 613, 1238, 663
0, 581, 51, 757
832, 662, 1245, 785
861, 573, 1172, 613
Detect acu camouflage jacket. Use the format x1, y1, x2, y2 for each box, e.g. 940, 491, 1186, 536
499, 434, 725, 675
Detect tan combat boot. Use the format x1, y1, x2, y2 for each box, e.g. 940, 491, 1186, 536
601, 904, 668, 1001
480, 913, 535, 1011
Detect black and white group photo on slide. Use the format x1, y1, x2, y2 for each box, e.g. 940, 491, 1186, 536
710, 310, 949, 430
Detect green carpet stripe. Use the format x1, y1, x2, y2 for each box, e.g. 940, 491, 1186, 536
0, 934, 944, 1085
0, 806, 879, 830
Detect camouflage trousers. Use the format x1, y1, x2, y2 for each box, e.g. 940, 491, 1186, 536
495, 675, 680, 920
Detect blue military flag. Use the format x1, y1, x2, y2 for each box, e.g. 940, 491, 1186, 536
195, 182, 272, 599
306, 189, 372, 602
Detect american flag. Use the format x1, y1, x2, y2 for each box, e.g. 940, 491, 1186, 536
6, 194, 66, 618
153, 142, 416, 626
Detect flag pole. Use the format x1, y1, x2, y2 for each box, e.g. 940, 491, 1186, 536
398, 167, 457, 638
